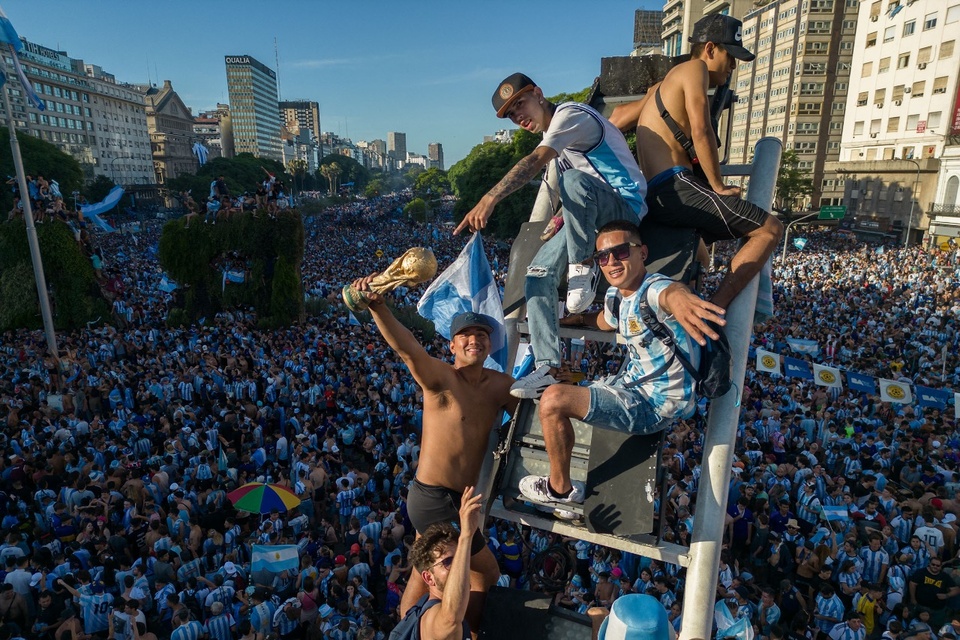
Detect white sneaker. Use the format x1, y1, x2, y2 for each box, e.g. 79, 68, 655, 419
566, 263, 600, 313
519, 475, 585, 506
510, 365, 559, 399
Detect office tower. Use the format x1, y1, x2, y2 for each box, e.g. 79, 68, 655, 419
225, 54, 282, 161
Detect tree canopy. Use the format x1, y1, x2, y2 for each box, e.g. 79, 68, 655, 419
0, 130, 84, 212
167, 153, 287, 200
775, 149, 814, 216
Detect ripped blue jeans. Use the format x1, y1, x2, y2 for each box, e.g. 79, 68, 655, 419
525, 169, 639, 368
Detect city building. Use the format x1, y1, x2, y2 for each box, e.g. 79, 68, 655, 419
135, 80, 196, 186
632, 9, 665, 56
484, 129, 514, 144
826, 0, 959, 243
405, 152, 428, 170
661, 0, 754, 58
929, 139, 960, 241
729, 0, 859, 210
387, 131, 406, 166
427, 142, 444, 170
224, 54, 282, 161
8, 38, 153, 185
194, 104, 234, 160
279, 100, 321, 171
356, 139, 387, 170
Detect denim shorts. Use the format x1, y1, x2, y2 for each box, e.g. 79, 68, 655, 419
583, 380, 670, 435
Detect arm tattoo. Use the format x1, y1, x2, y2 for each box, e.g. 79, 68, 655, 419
489, 153, 546, 202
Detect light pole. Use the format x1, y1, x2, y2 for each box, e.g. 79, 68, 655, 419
899, 157, 921, 247
781, 211, 820, 263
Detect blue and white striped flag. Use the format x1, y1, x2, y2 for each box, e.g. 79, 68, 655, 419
786, 337, 820, 356
417, 232, 507, 372
192, 142, 209, 166
252, 544, 299, 573
0, 9, 45, 111
822, 505, 848, 522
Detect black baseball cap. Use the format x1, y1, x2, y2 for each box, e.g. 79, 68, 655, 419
450, 312, 497, 337
689, 14, 755, 61
492, 73, 535, 118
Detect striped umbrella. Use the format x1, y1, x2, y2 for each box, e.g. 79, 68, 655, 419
227, 482, 301, 514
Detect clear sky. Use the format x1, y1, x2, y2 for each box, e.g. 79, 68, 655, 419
6, 0, 662, 167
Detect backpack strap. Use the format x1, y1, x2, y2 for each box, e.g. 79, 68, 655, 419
655, 88, 699, 165
637, 297, 699, 383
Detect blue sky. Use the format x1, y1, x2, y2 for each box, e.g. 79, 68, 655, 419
6, 0, 661, 167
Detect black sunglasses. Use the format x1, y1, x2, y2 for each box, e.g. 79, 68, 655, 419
429, 555, 454, 571
593, 242, 641, 267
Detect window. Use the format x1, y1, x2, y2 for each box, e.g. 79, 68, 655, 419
898, 53, 910, 68
870, 0, 881, 18
888, 116, 900, 132
870, 119, 882, 134
854, 121, 864, 135
903, 20, 916, 36
918, 47, 932, 64
884, 26, 896, 42
906, 114, 919, 129
875, 89, 886, 104
942, 41, 956, 58
893, 85, 905, 101
912, 80, 925, 96
934, 77, 948, 94
866, 31, 877, 46
949, 4, 960, 24
857, 91, 869, 106
879, 57, 891, 73
928, 111, 942, 128
902, 146, 915, 159
862, 61, 874, 77
924, 13, 938, 29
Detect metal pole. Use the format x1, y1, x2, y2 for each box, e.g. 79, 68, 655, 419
680, 137, 782, 640
1, 78, 59, 359
902, 158, 920, 247
781, 211, 820, 263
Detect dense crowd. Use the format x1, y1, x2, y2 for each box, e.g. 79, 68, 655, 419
1, 189, 959, 640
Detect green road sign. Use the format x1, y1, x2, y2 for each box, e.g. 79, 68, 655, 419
818, 205, 846, 220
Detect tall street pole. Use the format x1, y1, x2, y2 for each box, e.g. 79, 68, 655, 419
1, 69, 59, 359
901, 158, 921, 247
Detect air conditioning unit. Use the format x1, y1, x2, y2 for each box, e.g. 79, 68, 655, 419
895, 99, 902, 105
918, 63, 927, 69
870, 15, 878, 21
904, 87, 911, 94
876, 102, 884, 108
871, 133, 878, 138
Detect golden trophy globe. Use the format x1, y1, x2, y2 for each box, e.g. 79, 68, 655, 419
342, 247, 438, 312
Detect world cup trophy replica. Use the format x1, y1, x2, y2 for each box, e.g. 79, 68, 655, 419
342, 247, 438, 312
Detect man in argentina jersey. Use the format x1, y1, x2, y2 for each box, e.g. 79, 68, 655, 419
58, 577, 113, 636
455, 73, 648, 394
518, 221, 726, 514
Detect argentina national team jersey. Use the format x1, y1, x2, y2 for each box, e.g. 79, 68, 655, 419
603, 274, 699, 419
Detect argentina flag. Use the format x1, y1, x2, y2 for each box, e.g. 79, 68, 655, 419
785, 337, 820, 356
418, 232, 507, 372
0, 8, 46, 111
192, 142, 209, 166
252, 544, 299, 573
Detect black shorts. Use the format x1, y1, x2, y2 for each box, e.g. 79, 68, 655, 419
645, 169, 769, 244
407, 478, 486, 555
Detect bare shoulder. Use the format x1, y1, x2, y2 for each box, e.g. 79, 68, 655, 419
662, 59, 708, 92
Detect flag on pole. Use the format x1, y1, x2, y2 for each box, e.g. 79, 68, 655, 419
916, 386, 950, 410
785, 337, 820, 356
813, 364, 843, 389
347, 311, 361, 326
0, 9, 45, 111
879, 379, 913, 404
756, 349, 781, 375
793, 237, 807, 250
252, 544, 300, 573
417, 232, 507, 372
821, 505, 848, 522
218, 446, 228, 473
848, 372, 876, 394
192, 142, 209, 166
955, 393, 960, 421
784, 357, 813, 380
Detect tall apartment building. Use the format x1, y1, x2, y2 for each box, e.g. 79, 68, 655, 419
661, 0, 754, 58
387, 131, 406, 165
729, 0, 859, 209
427, 142, 444, 170
633, 10, 665, 56
8, 38, 153, 185
279, 100, 320, 170
194, 104, 234, 160
824, 0, 959, 243
225, 54, 282, 161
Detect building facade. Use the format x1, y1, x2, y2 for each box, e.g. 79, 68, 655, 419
9, 38, 153, 185
194, 104, 234, 160
279, 100, 320, 170
137, 80, 196, 186
387, 131, 406, 166
225, 54, 282, 161
633, 9, 665, 56
730, 0, 859, 210
825, 0, 959, 243
427, 142, 444, 170
661, 0, 754, 58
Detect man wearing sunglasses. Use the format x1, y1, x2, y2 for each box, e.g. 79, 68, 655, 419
454, 73, 647, 396
518, 220, 725, 517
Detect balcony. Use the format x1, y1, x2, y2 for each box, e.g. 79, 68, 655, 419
931, 203, 960, 215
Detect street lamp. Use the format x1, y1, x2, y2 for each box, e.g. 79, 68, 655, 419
898, 157, 921, 247
781, 211, 820, 263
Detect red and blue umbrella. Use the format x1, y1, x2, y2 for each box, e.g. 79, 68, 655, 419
227, 482, 301, 514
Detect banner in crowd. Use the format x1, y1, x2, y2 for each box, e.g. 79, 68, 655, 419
753, 343, 956, 413
252, 544, 299, 573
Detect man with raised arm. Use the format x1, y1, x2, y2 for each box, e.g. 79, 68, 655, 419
351, 273, 517, 633
454, 73, 647, 400
610, 14, 782, 310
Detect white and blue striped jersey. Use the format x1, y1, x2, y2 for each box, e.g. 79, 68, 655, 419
204, 612, 236, 640
171, 620, 205, 640
815, 594, 845, 632
829, 622, 867, 640
539, 102, 647, 217
859, 547, 889, 583
78, 592, 114, 634
603, 274, 700, 420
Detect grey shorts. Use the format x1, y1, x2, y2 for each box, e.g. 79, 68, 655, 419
583, 380, 671, 435
407, 478, 486, 555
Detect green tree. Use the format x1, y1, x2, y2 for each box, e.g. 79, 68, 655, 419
413, 168, 451, 199
85, 175, 117, 205
317, 154, 369, 193
404, 197, 427, 222
775, 149, 814, 217
0, 130, 84, 212
167, 153, 287, 202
